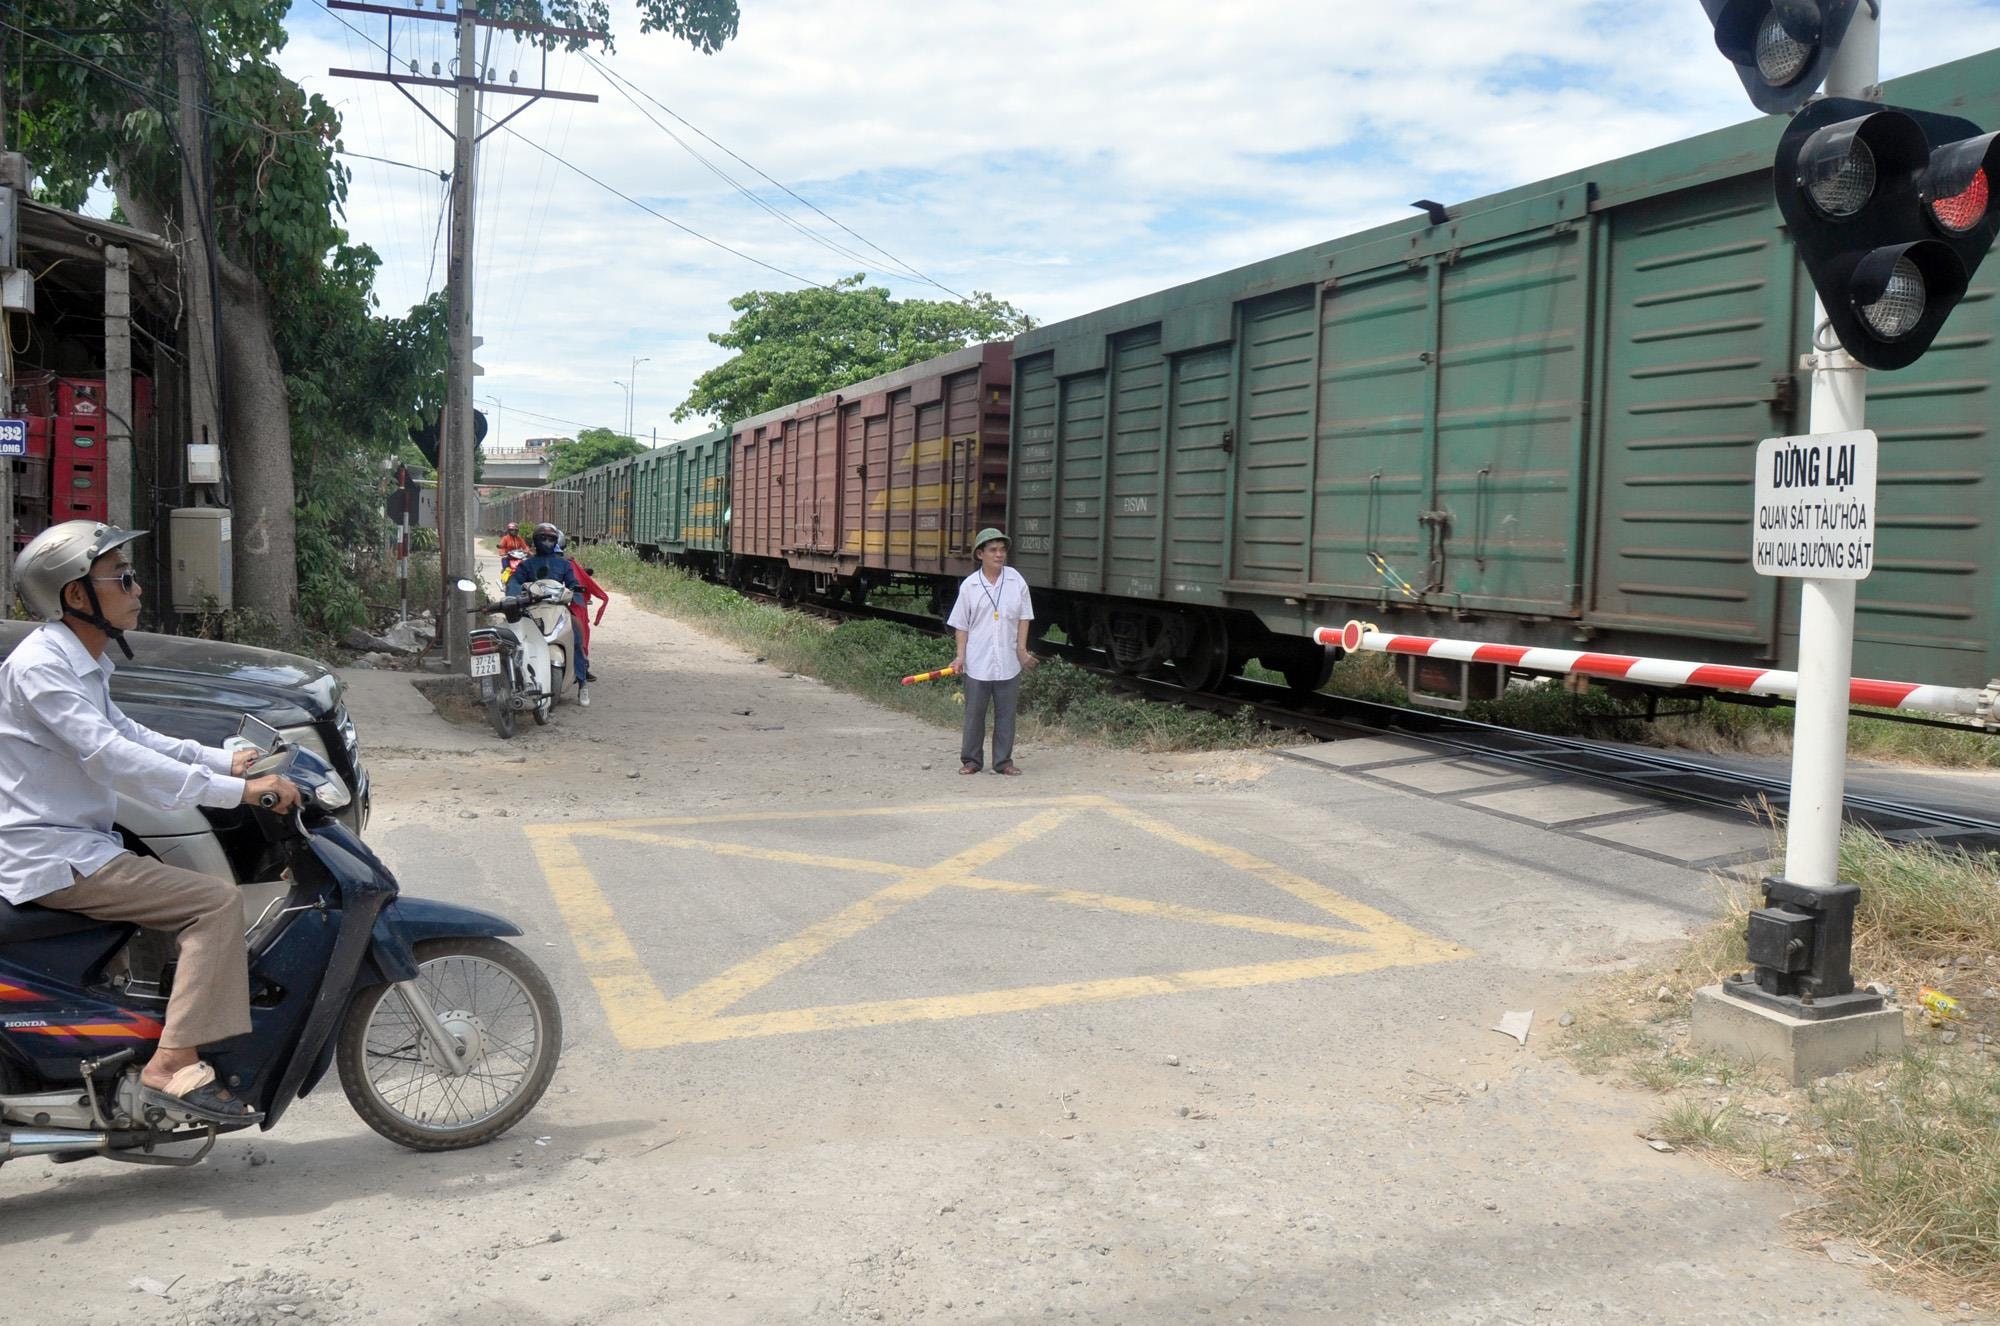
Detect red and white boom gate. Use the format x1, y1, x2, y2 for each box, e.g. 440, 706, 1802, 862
1312, 620, 2000, 731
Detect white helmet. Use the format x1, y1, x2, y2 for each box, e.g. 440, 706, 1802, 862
14, 520, 147, 622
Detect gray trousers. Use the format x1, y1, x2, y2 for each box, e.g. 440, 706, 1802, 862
960, 674, 1021, 769
40, 853, 251, 1049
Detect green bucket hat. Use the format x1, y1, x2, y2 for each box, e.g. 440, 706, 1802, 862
973, 527, 1009, 552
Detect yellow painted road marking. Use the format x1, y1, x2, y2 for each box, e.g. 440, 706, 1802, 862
525, 798, 1468, 1051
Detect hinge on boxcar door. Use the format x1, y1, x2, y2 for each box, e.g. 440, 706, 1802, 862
1764, 373, 1798, 416
1221, 428, 1235, 455
1419, 509, 1452, 594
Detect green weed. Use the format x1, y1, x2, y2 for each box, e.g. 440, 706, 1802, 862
586, 547, 1282, 754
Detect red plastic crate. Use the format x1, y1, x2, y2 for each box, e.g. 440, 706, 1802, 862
53, 457, 107, 522
54, 416, 103, 462
56, 379, 105, 420
11, 372, 56, 419
23, 416, 50, 460
55, 377, 152, 427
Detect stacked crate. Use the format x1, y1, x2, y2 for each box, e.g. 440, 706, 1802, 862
60, 377, 152, 526
8, 372, 55, 549
8, 375, 153, 548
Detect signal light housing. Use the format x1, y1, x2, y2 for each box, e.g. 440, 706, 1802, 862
1776, 98, 2000, 370
1701, 0, 1860, 113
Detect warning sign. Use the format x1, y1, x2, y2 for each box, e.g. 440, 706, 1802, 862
1752, 429, 1877, 580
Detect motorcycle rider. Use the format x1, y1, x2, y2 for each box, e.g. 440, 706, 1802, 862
0, 522, 302, 1123
507, 522, 590, 706
496, 521, 529, 559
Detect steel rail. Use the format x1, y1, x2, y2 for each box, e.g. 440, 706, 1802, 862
731, 581, 2000, 856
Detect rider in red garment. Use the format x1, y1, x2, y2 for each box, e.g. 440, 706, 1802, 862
569, 563, 609, 683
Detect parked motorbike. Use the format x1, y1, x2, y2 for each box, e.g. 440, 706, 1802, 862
0, 717, 562, 1167
463, 577, 577, 740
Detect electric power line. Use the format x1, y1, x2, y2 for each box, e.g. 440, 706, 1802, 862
584, 52, 969, 301
311, 0, 832, 290
585, 55, 903, 283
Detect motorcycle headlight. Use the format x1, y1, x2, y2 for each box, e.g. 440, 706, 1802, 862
314, 771, 353, 812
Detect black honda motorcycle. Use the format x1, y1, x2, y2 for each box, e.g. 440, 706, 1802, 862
0, 717, 562, 1168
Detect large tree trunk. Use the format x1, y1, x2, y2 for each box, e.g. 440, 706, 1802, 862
116, 36, 300, 631
216, 266, 299, 627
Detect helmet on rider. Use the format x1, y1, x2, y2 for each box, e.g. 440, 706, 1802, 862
532, 522, 560, 554
506, 521, 519, 533
13, 520, 148, 659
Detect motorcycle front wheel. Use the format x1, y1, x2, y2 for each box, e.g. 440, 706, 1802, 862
532, 696, 552, 725
336, 937, 562, 1151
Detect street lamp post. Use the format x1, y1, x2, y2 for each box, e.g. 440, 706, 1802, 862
612, 379, 631, 440
627, 355, 651, 440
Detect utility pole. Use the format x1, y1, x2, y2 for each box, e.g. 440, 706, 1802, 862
0, 44, 19, 615
441, 1, 480, 669
331, 2, 601, 670
174, 17, 222, 485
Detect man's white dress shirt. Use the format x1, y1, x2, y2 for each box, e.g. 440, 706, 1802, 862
947, 566, 1035, 682
0, 623, 246, 905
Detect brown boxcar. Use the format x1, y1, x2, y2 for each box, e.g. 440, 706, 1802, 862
729, 343, 1012, 595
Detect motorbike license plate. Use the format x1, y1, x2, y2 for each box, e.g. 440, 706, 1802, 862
470, 653, 502, 677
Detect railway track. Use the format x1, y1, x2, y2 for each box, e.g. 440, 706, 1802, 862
756, 583, 2000, 858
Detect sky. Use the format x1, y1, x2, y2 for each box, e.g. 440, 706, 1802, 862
266, 0, 2000, 452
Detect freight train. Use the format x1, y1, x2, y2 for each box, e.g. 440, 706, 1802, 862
485, 47, 2000, 712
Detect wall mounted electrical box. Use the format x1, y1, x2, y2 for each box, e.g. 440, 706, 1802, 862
170, 507, 232, 611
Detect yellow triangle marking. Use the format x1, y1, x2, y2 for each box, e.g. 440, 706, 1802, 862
525, 800, 1469, 1052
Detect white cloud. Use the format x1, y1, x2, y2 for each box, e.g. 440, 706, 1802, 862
276, 0, 2000, 447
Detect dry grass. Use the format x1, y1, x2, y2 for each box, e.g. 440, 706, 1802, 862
1556, 825, 2000, 1310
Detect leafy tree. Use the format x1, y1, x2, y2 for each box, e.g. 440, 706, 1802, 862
548, 427, 646, 479
8, 0, 738, 626
676, 275, 1034, 425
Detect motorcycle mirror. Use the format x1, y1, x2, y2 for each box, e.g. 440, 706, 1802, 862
454, 578, 479, 592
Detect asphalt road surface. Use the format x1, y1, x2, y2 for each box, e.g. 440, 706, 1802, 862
0, 577, 1969, 1325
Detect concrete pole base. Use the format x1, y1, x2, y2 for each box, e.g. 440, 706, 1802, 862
1690, 985, 1905, 1085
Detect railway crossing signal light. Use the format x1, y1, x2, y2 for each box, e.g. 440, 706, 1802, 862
1775, 97, 2000, 370
1699, 0, 1861, 113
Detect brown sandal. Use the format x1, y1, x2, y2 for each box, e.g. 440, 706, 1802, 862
959, 762, 981, 775
993, 762, 1022, 776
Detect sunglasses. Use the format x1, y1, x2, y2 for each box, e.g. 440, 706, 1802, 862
90, 571, 141, 593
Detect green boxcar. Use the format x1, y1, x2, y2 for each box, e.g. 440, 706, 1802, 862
670, 426, 731, 562
1011, 48, 2000, 692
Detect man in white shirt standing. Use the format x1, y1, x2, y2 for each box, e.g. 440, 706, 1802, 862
947, 528, 1037, 775
0, 521, 300, 1123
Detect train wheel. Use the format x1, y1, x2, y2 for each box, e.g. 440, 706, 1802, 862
1279, 646, 1336, 695
1168, 613, 1229, 692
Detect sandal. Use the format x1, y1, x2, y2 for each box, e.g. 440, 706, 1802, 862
959, 762, 981, 775
993, 762, 1023, 776
139, 1061, 262, 1125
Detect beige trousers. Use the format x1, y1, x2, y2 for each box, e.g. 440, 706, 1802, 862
40, 852, 251, 1048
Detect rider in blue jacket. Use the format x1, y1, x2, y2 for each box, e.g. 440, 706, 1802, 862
507, 523, 590, 706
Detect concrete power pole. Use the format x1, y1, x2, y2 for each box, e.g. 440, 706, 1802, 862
173, 19, 223, 478
440, 4, 480, 670
331, 2, 602, 673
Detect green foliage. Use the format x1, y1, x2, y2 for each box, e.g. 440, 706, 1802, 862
549, 428, 647, 479
676, 275, 1036, 425
583, 547, 1277, 754
476, 0, 737, 54
11, 0, 734, 633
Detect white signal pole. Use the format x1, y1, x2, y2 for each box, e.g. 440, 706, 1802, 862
1783, 4, 1879, 890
